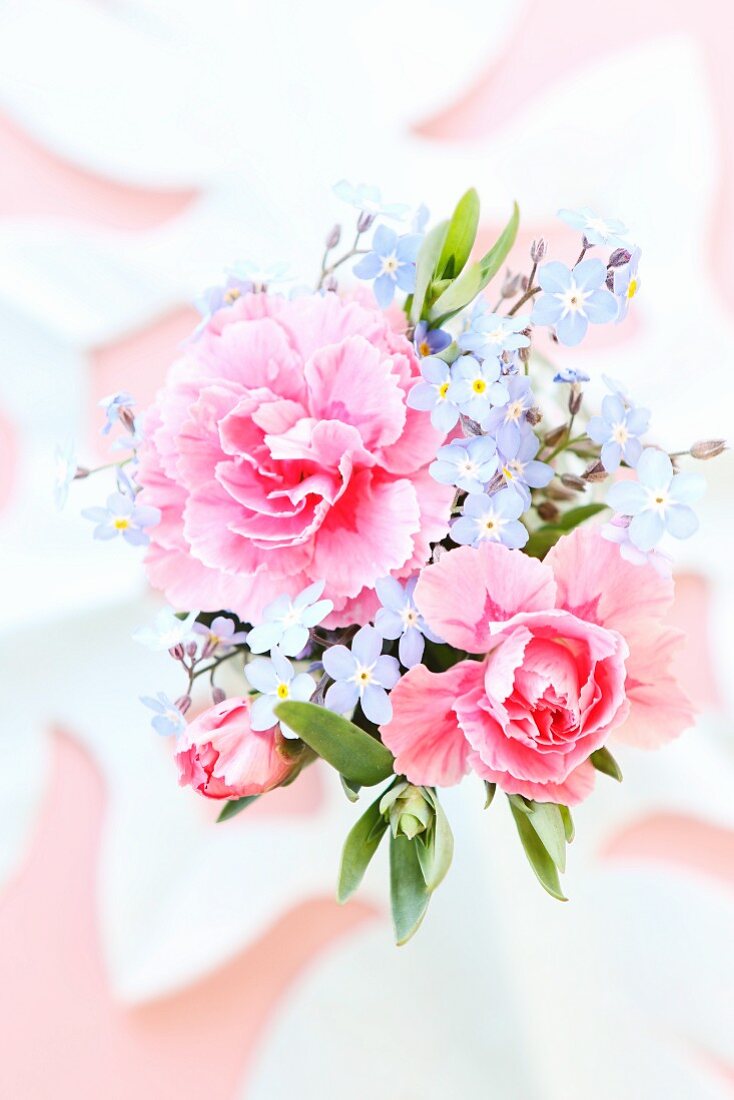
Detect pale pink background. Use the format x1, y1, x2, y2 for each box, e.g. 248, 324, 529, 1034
0, 1, 732, 1097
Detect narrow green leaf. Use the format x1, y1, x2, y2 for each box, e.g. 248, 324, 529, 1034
524, 525, 564, 560
274, 701, 394, 786
559, 804, 575, 843
216, 795, 259, 822
556, 503, 608, 531
483, 781, 497, 809
436, 188, 480, 282
510, 801, 567, 901
429, 201, 519, 324
411, 219, 449, 323
590, 746, 623, 782
527, 801, 567, 872
508, 792, 534, 815
337, 794, 389, 903
390, 834, 431, 945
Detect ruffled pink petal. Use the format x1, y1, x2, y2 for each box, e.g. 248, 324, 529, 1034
613, 625, 695, 747
304, 335, 406, 450
415, 542, 557, 653
469, 755, 597, 806
379, 661, 485, 786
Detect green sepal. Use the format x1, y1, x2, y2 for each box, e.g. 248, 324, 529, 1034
337, 794, 389, 903
590, 746, 623, 782
559, 804, 575, 843
526, 801, 567, 872
428, 202, 519, 324
436, 188, 480, 282
421, 788, 454, 892
390, 833, 431, 945
508, 792, 534, 815
483, 781, 497, 809
509, 800, 567, 901
216, 794, 259, 822
411, 219, 449, 322
340, 775, 362, 803
274, 701, 394, 787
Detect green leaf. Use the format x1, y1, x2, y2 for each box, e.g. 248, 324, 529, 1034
508, 792, 534, 815
509, 800, 567, 901
411, 219, 449, 323
421, 789, 454, 892
524, 525, 564, 560
559, 804, 575, 843
436, 188, 480, 282
428, 202, 519, 324
337, 794, 389, 903
527, 801, 567, 872
590, 746, 623, 782
483, 781, 497, 809
390, 833, 431, 945
556, 503, 608, 531
274, 701, 394, 787
216, 795, 259, 822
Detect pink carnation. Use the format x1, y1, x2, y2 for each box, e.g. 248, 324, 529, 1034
136, 292, 452, 625
175, 697, 296, 800
380, 527, 694, 804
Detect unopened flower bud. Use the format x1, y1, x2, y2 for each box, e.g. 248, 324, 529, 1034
322, 274, 338, 293
518, 344, 531, 363
501, 270, 523, 298
583, 460, 608, 483
186, 642, 198, 659
211, 686, 226, 705
569, 386, 584, 416
74, 466, 90, 480
460, 414, 483, 437
325, 223, 341, 250
174, 694, 192, 715
379, 782, 433, 840
537, 501, 560, 522
530, 237, 547, 263
545, 484, 577, 501
527, 407, 542, 426
560, 473, 586, 491
690, 438, 727, 460
544, 424, 567, 447
169, 643, 185, 661
608, 248, 632, 269
119, 406, 136, 434
357, 210, 376, 234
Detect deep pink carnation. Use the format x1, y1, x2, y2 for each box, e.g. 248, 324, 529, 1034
380, 528, 694, 804
136, 292, 452, 625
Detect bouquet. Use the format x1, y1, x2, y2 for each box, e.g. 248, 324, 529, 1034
59, 184, 725, 943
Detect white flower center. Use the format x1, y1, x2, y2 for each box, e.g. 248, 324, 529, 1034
381, 254, 400, 277
556, 281, 591, 316
611, 422, 629, 445
351, 663, 375, 692
505, 400, 525, 423
647, 487, 670, 513
280, 605, 301, 627
477, 508, 506, 540
586, 217, 611, 238
400, 606, 419, 629
503, 460, 524, 480
486, 325, 505, 344
459, 458, 480, 478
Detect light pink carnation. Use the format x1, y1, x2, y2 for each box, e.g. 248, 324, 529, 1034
136, 292, 452, 625
380, 527, 694, 804
176, 697, 295, 800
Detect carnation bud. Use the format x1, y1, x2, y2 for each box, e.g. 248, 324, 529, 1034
537, 501, 560, 522
544, 424, 567, 447
560, 473, 586, 491
569, 386, 584, 416
169, 643, 185, 661
357, 210, 375, 234
325, 223, 341, 250
174, 694, 192, 715
527, 407, 542, 426
608, 248, 632, 269
211, 686, 226, 705
583, 459, 608, 483
530, 237, 547, 263
690, 438, 727, 460
379, 782, 433, 840
501, 271, 523, 298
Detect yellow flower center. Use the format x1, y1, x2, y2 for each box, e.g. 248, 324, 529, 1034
627, 278, 638, 300
224, 288, 241, 304
113, 517, 130, 530
276, 682, 290, 700
418, 340, 431, 357
438, 381, 450, 400
472, 378, 487, 395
